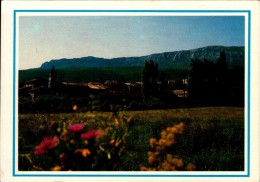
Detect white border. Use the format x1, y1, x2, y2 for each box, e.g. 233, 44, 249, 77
1, 1, 260, 182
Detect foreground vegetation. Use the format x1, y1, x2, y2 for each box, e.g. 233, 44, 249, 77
19, 107, 244, 171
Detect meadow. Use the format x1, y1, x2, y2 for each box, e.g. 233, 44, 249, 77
19, 107, 244, 171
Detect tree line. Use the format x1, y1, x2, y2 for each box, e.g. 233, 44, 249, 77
188, 50, 244, 106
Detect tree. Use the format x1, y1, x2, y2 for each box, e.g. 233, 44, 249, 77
216, 50, 230, 103
188, 58, 217, 103
188, 51, 232, 105
141, 60, 159, 99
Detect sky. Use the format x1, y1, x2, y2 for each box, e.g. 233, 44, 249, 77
19, 16, 245, 70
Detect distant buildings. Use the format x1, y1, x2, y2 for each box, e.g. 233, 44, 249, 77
19, 66, 189, 102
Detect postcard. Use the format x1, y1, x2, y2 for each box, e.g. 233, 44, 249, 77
1, 1, 260, 182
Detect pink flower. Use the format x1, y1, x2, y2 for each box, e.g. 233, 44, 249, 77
67, 123, 84, 132
81, 130, 100, 140
34, 136, 59, 155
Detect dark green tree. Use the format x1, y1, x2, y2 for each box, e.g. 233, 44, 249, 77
216, 50, 230, 103
188, 58, 217, 103
141, 60, 159, 99
188, 50, 233, 105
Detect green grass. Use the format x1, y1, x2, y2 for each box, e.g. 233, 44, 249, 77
18, 107, 244, 171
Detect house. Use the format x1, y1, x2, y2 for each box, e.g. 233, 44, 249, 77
173, 90, 188, 98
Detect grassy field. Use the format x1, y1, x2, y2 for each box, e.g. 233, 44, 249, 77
19, 107, 244, 171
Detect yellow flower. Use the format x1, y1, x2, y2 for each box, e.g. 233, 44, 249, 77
186, 163, 196, 171
175, 122, 184, 133
161, 130, 167, 138
161, 161, 171, 171
148, 156, 156, 164
166, 133, 174, 141
166, 127, 171, 133
140, 166, 148, 171
148, 151, 154, 157
170, 166, 177, 171
155, 151, 160, 156
149, 138, 157, 148
165, 140, 175, 147
166, 154, 173, 161
172, 158, 184, 169
148, 168, 156, 171
158, 139, 167, 147
170, 127, 178, 134
51, 165, 62, 171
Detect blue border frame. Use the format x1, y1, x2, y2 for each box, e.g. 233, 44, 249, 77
13, 10, 251, 177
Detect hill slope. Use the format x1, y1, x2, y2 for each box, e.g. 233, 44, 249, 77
40, 46, 244, 69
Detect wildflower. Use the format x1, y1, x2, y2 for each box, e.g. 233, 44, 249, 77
186, 163, 196, 171
114, 118, 119, 127
166, 154, 173, 161
140, 166, 148, 171
51, 165, 62, 171
174, 122, 184, 134
166, 133, 174, 141
149, 138, 157, 148
172, 158, 184, 169
81, 130, 100, 140
155, 151, 160, 156
170, 166, 177, 171
34, 136, 59, 155
170, 127, 178, 134
148, 156, 156, 164
161, 130, 167, 138
74, 149, 91, 157
67, 123, 84, 132
166, 127, 171, 133
158, 139, 167, 147
148, 151, 155, 157
148, 167, 156, 171
161, 161, 171, 171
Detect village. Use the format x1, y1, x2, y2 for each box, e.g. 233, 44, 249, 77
19, 65, 188, 112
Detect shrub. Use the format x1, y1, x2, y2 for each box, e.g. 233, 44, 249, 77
141, 122, 196, 171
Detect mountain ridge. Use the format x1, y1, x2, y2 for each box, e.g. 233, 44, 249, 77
39, 45, 244, 70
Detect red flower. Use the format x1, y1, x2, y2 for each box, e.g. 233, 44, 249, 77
34, 136, 59, 155
67, 123, 84, 132
81, 130, 100, 140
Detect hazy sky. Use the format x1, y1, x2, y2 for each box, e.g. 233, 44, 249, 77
19, 16, 244, 70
